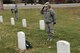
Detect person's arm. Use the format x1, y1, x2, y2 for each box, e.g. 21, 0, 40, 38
40, 6, 45, 14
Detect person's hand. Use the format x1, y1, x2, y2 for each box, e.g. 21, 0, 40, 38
54, 22, 56, 24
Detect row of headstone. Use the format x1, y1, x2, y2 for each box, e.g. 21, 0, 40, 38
0, 16, 27, 28
0, 16, 45, 30
17, 31, 70, 53
11, 17, 27, 28
11, 17, 45, 30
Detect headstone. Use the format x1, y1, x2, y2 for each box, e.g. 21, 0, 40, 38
57, 40, 70, 53
40, 20, 45, 30
17, 31, 26, 50
22, 19, 27, 27
11, 17, 15, 25
0, 16, 3, 23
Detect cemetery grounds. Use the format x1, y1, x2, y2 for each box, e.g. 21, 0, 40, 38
0, 7, 80, 53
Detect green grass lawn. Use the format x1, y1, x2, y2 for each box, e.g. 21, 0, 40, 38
0, 7, 80, 53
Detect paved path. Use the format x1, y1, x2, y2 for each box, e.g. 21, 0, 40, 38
3, 3, 80, 9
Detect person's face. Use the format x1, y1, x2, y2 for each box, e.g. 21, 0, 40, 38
45, 5, 49, 9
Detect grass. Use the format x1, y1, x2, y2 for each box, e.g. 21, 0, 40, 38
0, 7, 80, 53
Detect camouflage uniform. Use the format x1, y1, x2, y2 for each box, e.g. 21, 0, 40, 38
14, 4, 18, 19
41, 7, 56, 40
11, 4, 18, 19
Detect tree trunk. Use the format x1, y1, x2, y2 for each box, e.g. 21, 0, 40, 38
0, 0, 3, 10
16, 0, 22, 3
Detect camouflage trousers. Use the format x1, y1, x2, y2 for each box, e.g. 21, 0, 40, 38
45, 22, 54, 40
15, 12, 18, 19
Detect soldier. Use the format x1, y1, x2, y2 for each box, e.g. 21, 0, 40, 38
40, 2, 56, 41
11, 3, 18, 20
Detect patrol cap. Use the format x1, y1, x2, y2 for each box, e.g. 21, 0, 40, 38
44, 2, 50, 7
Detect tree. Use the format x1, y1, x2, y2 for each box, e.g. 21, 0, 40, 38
24, 0, 28, 5
0, 0, 3, 10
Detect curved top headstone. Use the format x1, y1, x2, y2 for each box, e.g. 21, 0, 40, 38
17, 31, 26, 50
57, 40, 70, 45
57, 40, 70, 53
0, 16, 3, 23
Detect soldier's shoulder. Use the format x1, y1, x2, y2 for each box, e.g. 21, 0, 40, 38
49, 8, 55, 13
49, 8, 54, 11
50, 8, 53, 10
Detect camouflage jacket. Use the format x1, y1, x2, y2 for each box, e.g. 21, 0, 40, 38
41, 8, 56, 23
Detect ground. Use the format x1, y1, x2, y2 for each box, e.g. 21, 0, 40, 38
0, 7, 80, 53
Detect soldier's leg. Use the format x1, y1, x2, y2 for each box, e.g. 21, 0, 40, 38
15, 13, 18, 19
46, 23, 54, 41
49, 23, 55, 37
45, 23, 50, 40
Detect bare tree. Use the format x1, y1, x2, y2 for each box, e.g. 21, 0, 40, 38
0, 0, 3, 10
24, 0, 28, 5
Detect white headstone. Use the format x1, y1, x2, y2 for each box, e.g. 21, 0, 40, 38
22, 19, 27, 27
57, 40, 70, 53
0, 16, 3, 23
40, 20, 45, 30
11, 17, 15, 25
17, 31, 26, 50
